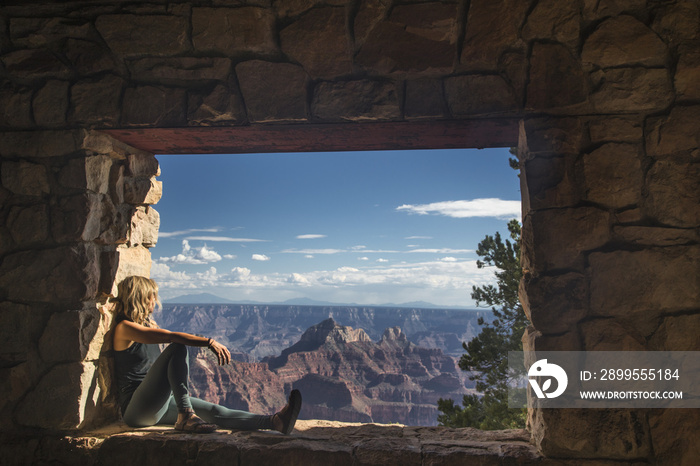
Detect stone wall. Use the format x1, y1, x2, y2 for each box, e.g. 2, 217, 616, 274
0, 130, 160, 429
0, 0, 698, 464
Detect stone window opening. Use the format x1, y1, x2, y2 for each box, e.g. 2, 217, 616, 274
147, 142, 521, 429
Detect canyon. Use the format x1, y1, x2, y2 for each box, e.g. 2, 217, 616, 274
185, 317, 476, 426
154, 303, 489, 361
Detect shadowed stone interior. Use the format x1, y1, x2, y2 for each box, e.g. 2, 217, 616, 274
0, 1, 698, 464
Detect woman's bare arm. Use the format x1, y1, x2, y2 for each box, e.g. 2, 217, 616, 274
114, 320, 231, 364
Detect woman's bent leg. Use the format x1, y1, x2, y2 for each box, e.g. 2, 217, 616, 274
189, 397, 273, 431
123, 343, 193, 427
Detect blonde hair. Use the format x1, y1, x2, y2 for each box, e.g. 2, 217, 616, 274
114, 276, 161, 326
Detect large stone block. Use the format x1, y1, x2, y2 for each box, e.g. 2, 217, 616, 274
281, 7, 353, 79
277, 0, 348, 18
15, 361, 98, 429
9, 17, 92, 48
188, 84, 247, 125
522, 207, 610, 273
527, 43, 588, 110
122, 86, 186, 127
32, 80, 69, 127
404, 79, 446, 119
645, 105, 700, 158
648, 409, 700, 466
95, 14, 189, 57
128, 206, 160, 248
612, 225, 699, 247
522, 0, 580, 49
583, 0, 647, 21
580, 318, 647, 351
64, 38, 119, 75
675, 41, 700, 100
650, 314, 700, 351
520, 154, 581, 211
113, 245, 152, 294
123, 176, 162, 205
651, 0, 700, 44
445, 75, 518, 116
519, 117, 586, 155
192, 7, 276, 55
236, 60, 308, 123
520, 272, 588, 335
1, 160, 49, 195
0, 130, 83, 158
58, 155, 116, 195
589, 247, 700, 335
354, 0, 392, 46
582, 16, 667, 68
1, 48, 71, 80
582, 143, 643, 209
0, 302, 31, 366
126, 152, 159, 178
51, 193, 101, 242
71, 75, 124, 126
0, 84, 33, 127
356, 3, 457, 76
0, 244, 100, 303
590, 67, 673, 113
39, 308, 102, 363
312, 80, 401, 122
531, 408, 652, 459
644, 160, 700, 228
460, 0, 528, 71
128, 57, 232, 84
7, 204, 50, 246
588, 116, 643, 143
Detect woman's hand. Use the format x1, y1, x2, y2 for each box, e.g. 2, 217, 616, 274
207, 339, 231, 365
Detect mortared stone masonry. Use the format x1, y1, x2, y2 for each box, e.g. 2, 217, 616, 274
0, 1, 698, 464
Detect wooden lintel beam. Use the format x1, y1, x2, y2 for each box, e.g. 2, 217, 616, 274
101, 119, 519, 155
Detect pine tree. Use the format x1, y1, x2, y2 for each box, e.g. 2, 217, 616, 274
437, 218, 529, 429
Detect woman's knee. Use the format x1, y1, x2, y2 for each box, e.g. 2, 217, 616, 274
164, 342, 189, 361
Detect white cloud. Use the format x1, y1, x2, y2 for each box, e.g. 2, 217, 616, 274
223, 254, 237, 260
405, 236, 432, 240
408, 248, 473, 254
159, 228, 221, 238
304, 255, 314, 259
288, 273, 310, 285
376, 258, 389, 263
296, 234, 327, 240
282, 248, 345, 255
252, 254, 270, 261
186, 236, 268, 242
151, 262, 190, 282
358, 257, 369, 261
397, 198, 521, 220
151, 256, 497, 307
157, 240, 222, 264
231, 267, 251, 281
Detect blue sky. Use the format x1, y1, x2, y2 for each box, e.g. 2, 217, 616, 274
150, 147, 521, 307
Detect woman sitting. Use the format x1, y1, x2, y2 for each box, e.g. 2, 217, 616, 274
112, 275, 301, 433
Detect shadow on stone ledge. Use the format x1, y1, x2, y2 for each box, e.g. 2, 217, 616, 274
2, 420, 544, 465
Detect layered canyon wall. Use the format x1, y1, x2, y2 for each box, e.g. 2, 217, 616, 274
188, 318, 473, 426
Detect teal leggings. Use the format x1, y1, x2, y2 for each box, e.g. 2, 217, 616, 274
122, 343, 273, 430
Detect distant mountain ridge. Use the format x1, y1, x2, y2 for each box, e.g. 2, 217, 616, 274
154, 303, 490, 360
164, 293, 473, 310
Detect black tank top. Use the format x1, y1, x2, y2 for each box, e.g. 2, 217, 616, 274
113, 341, 162, 415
